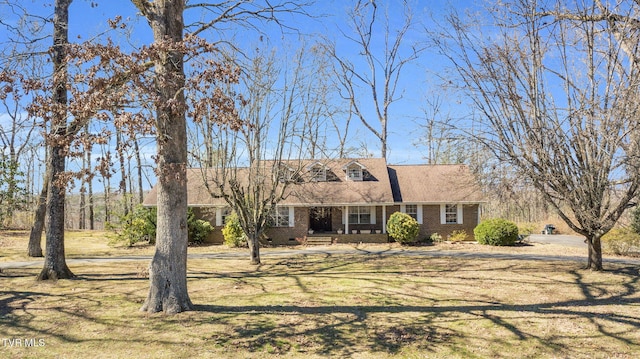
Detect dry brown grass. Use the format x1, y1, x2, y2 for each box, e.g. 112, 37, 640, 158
1, 231, 639, 358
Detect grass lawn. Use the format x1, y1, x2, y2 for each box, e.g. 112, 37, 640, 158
1, 231, 639, 358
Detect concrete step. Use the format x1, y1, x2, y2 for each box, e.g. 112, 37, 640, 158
306, 236, 333, 245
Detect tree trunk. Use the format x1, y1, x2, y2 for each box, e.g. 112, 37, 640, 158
248, 236, 261, 265
37, 0, 74, 280
27, 175, 47, 257
87, 149, 94, 230
116, 129, 129, 216
585, 234, 604, 271
137, 0, 193, 314
134, 138, 144, 204
38, 144, 74, 280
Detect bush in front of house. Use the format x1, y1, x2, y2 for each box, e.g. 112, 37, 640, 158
387, 212, 420, 244
222, 212, 247, 247
448, 230, 468, 242
474, 218, 519, 246
602, 227, 640, 256
108, 205, 157, 247
187, 209, 214, 245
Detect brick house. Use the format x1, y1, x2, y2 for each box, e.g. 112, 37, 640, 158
142, 158, 484, 244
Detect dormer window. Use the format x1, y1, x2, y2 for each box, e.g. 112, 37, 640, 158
311, 166, 326, 181
277, 165, 295, 183
348, 167, 362, 181
307, 162, 327, 182
343, 161, 365, 181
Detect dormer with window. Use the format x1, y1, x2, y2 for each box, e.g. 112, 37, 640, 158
276, 164, 296, 183
307, 161, 327, 182
343, 161, 366, 181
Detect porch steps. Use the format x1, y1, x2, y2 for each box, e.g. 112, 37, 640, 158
306, 236, 333, 245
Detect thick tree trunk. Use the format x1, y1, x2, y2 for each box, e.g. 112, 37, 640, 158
37, 0, 74, 281
27, 176, 47, 257
138, 0, 193, 314
585, 234, 604, 271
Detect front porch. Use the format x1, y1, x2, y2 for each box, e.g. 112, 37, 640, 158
307, 205, 392, 236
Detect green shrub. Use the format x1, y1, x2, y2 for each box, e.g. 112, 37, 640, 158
109, 207, 213, 246
517, 222, 537, 236
222, 212, 247, 247
474, 218, 519, 246
187, 209, 214, 245
430, 233, 443, 243
386, 212, 420, 244
602, 227, 640, 256
448, 230, 468, 242
109, 205, 157, 247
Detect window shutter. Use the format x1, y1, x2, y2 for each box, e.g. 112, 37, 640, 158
215, 208, 223, 227
289, 207, 295, 227
440, 204, 446, 224
400, 204, 406, 213
417, 205, 423, 224
457, 204, 463, 224
370, 206, 376, 224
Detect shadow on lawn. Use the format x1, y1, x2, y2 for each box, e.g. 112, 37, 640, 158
190, 262, 640, 357
2, 255, 640, 357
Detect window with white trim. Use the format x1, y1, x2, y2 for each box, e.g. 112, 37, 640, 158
347, 166, 363, 181
348, 206, 372, 224
216, 206, 233, 226
440, 204, 463, 224
310, 166, 326, 182
270, 206, 291, 227
405, 204, 418, 220
221, 207, 232, 224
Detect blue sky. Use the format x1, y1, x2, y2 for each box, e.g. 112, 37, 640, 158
1, 0, 481, 191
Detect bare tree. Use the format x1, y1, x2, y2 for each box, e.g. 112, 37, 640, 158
193, 49, 312, 265
326, 0, 423, 159
434, 0, 640, 270
413, 94, 467, 165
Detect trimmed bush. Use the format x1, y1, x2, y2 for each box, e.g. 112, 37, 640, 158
602, 227, 640, 256
187, 209, 214, 245
387, 212, 420, 244
222, 212, 247, 247
474, 218, 519, 246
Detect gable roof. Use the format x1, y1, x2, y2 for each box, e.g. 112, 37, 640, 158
387, 164, 483, 203
143, 159, 483, 207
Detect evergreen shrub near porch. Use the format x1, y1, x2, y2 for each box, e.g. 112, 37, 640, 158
386, 212, 419, 244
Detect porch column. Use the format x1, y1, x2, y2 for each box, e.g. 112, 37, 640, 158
344, 206, 349, 234
382, 205, 386, 234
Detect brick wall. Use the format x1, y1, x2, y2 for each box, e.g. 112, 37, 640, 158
192, 203, 480, 245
